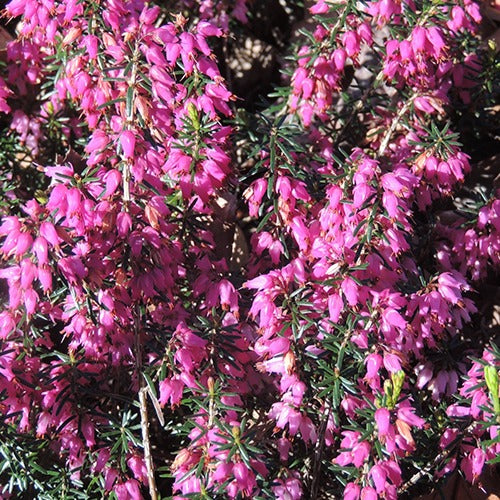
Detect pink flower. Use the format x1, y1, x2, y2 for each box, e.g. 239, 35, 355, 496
414, 96, 435, 114
159, 378, 184, 407
299, 415, 317, 443
375, 408, 391, 436
116, 212, 132, 236
32, 237, 49, 265
336, 432, 371, 467
341, 277, 358, 307
416, 363, 433, 389
397, 406, 425, 428
15, 232, 33, 256
103, 170, 122, 198
310, 1, 329, 15
361, 486, 377, 500
328, 293, 344, 322
290, 217, 309, 252
40, 222, 61, 247
20, 259, 36, 289
213, 462, 232, 482
218, 279, 239, 312
411, 27, 428, 53
233, 462, 256, 495
244, 178, 267, 217
333, 48, 347, 71
113, 479, 141, 500
120, 130, 136, 159
342, 31, 360, 57
272, 477, 302, 500
461, 448, 486, 483
365, 353, 382, 380
344, 482, 361, 500
58, 256, 87, 284
24, 288, 38, 315
439, 428, 459, 449
370, 464, 387, 493
383, 352, 402, 373
127, 455, 148, 483
426, 27, 446, 57
0, 311, 16, 339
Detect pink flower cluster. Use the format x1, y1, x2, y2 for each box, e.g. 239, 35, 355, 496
436, 199, 500, 281
0, 0, 257, 497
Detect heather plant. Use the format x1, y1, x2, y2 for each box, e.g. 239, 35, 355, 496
0, 0, 498, 499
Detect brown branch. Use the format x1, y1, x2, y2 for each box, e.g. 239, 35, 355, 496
377, 95, 415, 157
134, 305, 159, 500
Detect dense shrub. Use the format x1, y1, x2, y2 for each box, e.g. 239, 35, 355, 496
0, 0, 498, 498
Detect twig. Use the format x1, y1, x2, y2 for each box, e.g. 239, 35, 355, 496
309, 400, 332, 500
309, 329, 352, 499
139, 386, 158, 500
378, 95, 415, 157
134, 305, 159, 500
118, 36, 159, 500
332, 70, 385, 148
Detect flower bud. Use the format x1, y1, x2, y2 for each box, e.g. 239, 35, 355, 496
384, 379, 394, 404
391, 370, 405, 402
62, 27, 82, 47
207, 376, 215, 396
187, 102, 200, 131
484, 365, 500, 415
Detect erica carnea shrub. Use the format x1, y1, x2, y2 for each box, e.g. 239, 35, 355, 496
0, 0, 498, 498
